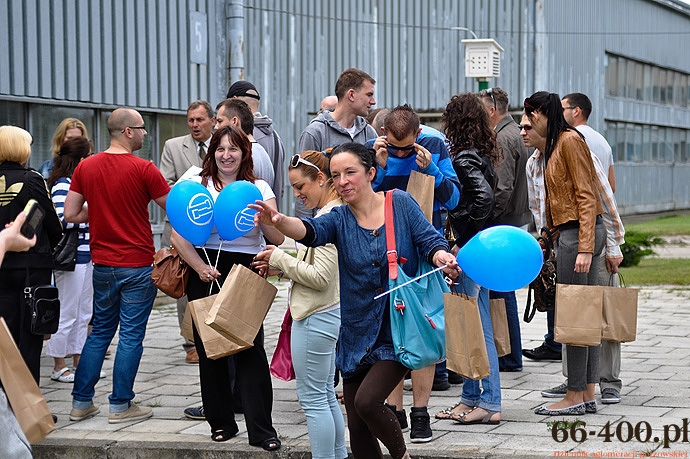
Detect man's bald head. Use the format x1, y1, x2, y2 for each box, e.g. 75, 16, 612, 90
108, 108, 140, 135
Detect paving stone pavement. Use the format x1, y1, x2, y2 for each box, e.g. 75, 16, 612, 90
34, 282, 690, 458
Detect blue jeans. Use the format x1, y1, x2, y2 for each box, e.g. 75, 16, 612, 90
455, 273, 502, 412
545, 309, 562, 353
490, 290, 523, 371
72, 265, 157, 412
291, 308, 347, 459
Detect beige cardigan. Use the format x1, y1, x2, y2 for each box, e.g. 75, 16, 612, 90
268, 198, 342, 321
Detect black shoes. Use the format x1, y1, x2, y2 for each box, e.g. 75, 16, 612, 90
522, 344, 562, 361
385, 403, 408, 431
409, 407, 433, 443
447, 370, 463, 385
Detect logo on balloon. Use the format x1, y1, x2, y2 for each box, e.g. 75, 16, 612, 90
235, 208, 256, 232
187, 193, 214, 226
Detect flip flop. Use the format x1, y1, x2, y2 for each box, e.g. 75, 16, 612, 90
435, 402, 475, 420
455, 407, 501, 425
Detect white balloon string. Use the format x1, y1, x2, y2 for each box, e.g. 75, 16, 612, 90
201, 246, 222, 292
373, 264, 448, 300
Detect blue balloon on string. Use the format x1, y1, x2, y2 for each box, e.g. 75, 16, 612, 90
214, 180, 263, 241
456, 225, 543, 292
166, 180, 214, 246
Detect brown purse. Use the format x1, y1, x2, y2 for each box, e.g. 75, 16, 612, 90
151, 246, 190, 299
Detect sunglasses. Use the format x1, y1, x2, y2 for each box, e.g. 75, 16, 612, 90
290, 154, 320, 172
518, 125, 533, 131
386, 143, 415, 156
486, 87, 497, 109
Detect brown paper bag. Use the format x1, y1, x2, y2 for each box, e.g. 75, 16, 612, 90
602, 285, 638, 342
206, 264, 278, 346
0, 318, 54, 443
444, 293, 490, 380
188, 294, 251, 359
554, 284, 603, 346
180, 301, 194, 342
407, 170, 434, 222
489, 298, 511, 357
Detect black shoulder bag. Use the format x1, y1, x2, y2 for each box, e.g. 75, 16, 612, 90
524, 227, 557, 323
24, 267, 60, 335
52, 227, 80, 271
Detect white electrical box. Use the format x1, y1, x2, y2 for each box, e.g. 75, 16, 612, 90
461, 39, 504, 79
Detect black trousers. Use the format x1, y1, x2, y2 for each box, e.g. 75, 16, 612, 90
0, 268, 52, 384
188, 248, 277, 445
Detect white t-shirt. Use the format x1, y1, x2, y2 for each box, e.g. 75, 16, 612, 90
177, 167, 275, 254
576, 125, 614, 172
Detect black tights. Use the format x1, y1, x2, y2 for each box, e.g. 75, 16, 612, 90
342, 360, 409, 459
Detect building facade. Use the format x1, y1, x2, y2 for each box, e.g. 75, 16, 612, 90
1, 0, 689, 220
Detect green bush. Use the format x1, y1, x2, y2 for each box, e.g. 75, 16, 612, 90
620, 231, 664, 267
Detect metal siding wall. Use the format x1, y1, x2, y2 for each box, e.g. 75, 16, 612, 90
0, 0, 221, 112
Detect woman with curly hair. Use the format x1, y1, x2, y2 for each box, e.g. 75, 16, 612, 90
524, 91, 605, 416
436, 92, 502, 425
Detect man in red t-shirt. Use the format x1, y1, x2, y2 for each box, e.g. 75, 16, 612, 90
64, 108, 170, 424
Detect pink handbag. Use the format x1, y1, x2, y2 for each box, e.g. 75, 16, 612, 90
270, 308, 295, 381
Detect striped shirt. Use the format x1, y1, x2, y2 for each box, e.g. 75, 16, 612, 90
51, 177, 91, 264
526, 150, 624, 258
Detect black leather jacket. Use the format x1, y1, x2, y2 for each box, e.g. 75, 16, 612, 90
448, 149, 496, 248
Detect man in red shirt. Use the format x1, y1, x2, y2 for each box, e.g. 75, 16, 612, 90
64, 108, 170, 424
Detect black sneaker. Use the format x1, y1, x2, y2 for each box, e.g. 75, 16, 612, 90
409, 407, 432, 443
541, 382, 568, 398
447, 370, 463, 385
601, 388, 621, 404
183, 405, 205, 420
522, 344, 562, 361
431, 379, 450, 391
385, 403, 408, 431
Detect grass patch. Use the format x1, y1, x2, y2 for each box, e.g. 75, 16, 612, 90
625, 214, 690, 236
619, 258, 690, 286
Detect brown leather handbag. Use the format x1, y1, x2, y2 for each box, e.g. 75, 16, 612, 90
524, 227, 557, 323
151, 246, 189, 299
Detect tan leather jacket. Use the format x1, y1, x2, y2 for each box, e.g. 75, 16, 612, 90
545, 130, 603, 253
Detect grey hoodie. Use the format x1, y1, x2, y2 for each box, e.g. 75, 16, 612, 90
298, 110, 377, 153
254, 114, 286, 200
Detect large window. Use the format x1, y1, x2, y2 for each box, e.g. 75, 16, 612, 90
607, 54, 690, 108
606, 122, 689, 163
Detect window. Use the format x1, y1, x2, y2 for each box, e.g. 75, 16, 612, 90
607, 121, 688, 164
607, 56, 618, 97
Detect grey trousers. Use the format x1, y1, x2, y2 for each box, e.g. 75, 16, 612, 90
162, 222, 195, 353
557, 224, 606, 392
561, 249, 622, 391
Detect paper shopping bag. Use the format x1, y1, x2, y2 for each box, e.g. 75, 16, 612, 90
602, 281, 638, 343
188, 295, 251, 359
206, 264, 278, 346
407, 170, 435, 223
554, 284, 604, 346
0, 318, 54, 443
444, 293, 490, 380
180, 299, 194, 342
489, 298, 511, 357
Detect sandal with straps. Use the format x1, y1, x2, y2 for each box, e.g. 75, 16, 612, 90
435, 402, 475, 420
454, 407, 501, 425
50, 367, 74, 383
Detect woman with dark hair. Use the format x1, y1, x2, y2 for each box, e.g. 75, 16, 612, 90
250, 142, 458, 459
524, 91, 605, 416
171, 125, 284, 450
45, 137, 93, 383
0, 126, 62, 383
253, 150, 347, 459
436, 92, 502, 425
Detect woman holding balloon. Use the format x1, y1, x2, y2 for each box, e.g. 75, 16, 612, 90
437, 92, 502, 425
252, 150, 347, 459
524, 92, 605, 416
251, 142, 458, 459
170, 125, 284, 450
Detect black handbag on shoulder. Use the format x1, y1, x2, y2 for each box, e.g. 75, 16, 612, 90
524, 227, 557, 323
52, 228, 80, 271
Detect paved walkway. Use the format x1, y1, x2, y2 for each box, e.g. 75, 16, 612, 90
34, 282, 690, 458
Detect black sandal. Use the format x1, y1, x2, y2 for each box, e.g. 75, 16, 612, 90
211, 429, 237, 442
260, 437, 281, 451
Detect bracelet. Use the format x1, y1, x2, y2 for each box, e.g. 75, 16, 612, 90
277, 270, 285, 280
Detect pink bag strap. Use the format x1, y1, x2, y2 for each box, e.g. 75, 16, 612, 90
385, 190, 398, 280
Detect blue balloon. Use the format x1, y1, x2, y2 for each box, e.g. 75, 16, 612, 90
456, 225, 543, 292
214, 181, 263, 241
166, 180, 214, 246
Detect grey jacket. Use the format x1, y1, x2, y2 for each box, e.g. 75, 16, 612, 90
254, 114, 286, 200
298, 110, 377, 152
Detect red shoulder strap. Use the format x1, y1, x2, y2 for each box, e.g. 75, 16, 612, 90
385, 191, 398, 280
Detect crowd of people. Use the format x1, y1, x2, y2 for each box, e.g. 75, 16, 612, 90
0, 67, 627, 459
